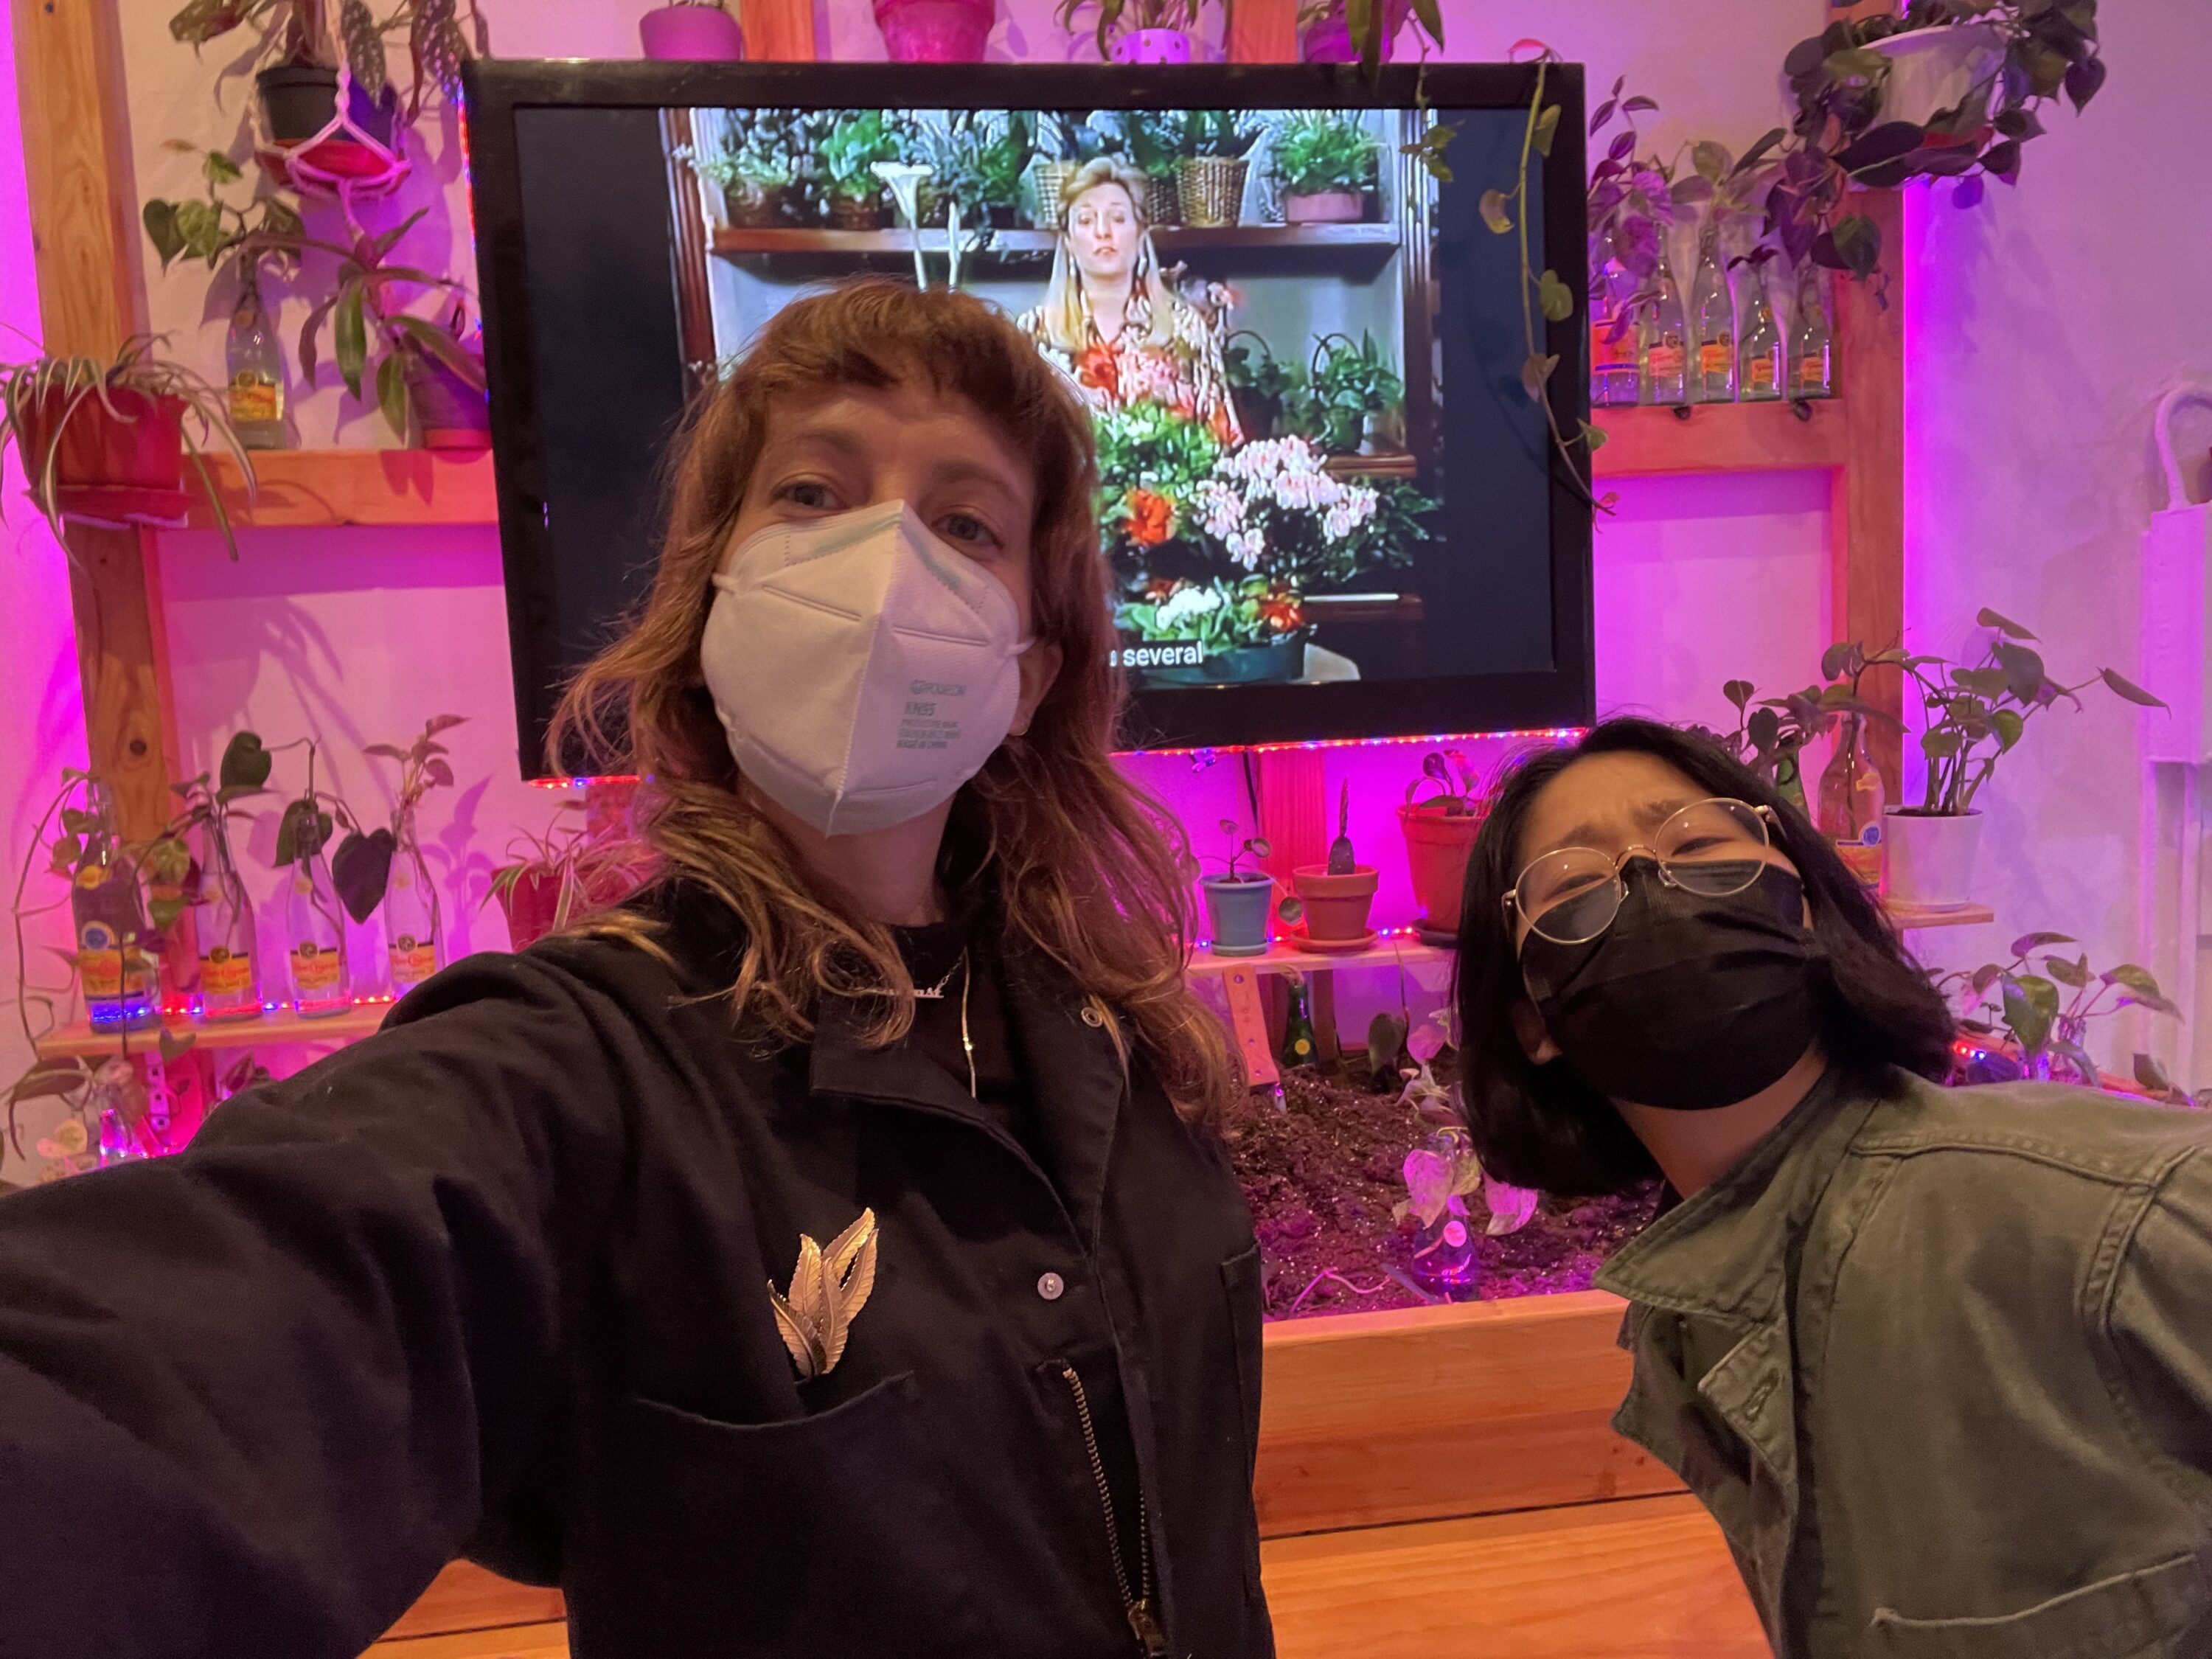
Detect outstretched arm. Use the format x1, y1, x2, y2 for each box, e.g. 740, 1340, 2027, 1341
0, 953, 627, 1658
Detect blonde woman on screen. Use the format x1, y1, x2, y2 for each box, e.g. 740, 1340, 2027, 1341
1019, 158, 1243, 443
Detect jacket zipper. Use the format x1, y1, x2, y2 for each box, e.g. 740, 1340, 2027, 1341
1060, 1364, 1171, 1658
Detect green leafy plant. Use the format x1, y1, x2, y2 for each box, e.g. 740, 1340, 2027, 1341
1294, 331, 1402, 456
1221, 330, 1301, 441
484, 801, 651, 947
692, 110, 824, 195
1120, 577, 1306, 655
271, 741, 384, 925
320, 714, 465, 919
1406, 748, 1490, 816
1111, 111, 1187, 184
821, 110, 911, 206
246, 209, 483, 442
1699, 658, 1893, 813
927, 111, 1037, 220
142, 142, 305, 276
1206, 818, 1273, 884
167, 0, 488, 126
1772, 1, 2104, 287
1854, 607, 2165, 815
1038, 113, 1114, 164
1271, 112, 1377, 199
1054, 0, 1217, 63
1182, 108, 1265, 161
0, 334, 255, 560
144, 731, 276, 933
1936, 931, 2175, 1090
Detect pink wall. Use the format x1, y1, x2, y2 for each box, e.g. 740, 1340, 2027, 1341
10, 1, 2210, 1091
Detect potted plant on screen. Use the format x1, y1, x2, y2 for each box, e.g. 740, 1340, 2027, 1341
821, 112, 908, 230
1856, 609, 2165, 908
694, 119, 802, 229
1028, 116, 1112, 229
639, 0, 745, 60
1270, 113, 1377, 225
927, 113, 1037, 230
1300, 332, 1404, 456
1200, 821, 1275, 957
0, 335, 254, 558
1177, 111, 1262, 230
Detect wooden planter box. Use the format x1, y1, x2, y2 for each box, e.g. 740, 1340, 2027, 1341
369, 1293, 1766, 1657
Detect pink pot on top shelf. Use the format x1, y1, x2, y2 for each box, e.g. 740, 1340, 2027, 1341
876, 0, 994, 61
1113, 27, 1192, 62
639, 4, 745, 60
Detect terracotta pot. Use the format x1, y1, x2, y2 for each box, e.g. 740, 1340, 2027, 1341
639, 4, 745, 59
1398, 801, 1485, 934
875, 0, 993, 62
403, 352, 489, 451
1113, 27, 1190, 61
1202, 874, 1275, 956
19, 386, 192, 526
1282, 188, 1365, 224
1292, 864, 1379, 942
1883, 809, 1983, 910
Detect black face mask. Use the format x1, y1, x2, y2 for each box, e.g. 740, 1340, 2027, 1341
1519, 861, 1822, 1112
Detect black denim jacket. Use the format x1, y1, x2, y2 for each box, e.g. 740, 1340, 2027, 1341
0, 885, 1272, 1659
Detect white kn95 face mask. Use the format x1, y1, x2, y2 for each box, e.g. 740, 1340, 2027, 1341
700, 499, 1032, 838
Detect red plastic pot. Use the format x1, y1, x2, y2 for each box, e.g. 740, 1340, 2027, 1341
496, 858, 644, 950
1398, 801, 1486, 934
18, 386, 192, 526
875, 0, 992, 62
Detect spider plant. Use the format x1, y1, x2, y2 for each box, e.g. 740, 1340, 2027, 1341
0, 333, 254, 560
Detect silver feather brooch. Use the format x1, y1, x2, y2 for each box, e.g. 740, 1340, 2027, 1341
768, 1208, 880, 1380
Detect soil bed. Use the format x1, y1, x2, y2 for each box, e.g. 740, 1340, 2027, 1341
1222, 1066, 1662, 1321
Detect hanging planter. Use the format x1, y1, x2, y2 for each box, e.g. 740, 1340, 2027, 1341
875, 0, 995, 60
639, 1, 746, 60
1867, 21, 2007, 127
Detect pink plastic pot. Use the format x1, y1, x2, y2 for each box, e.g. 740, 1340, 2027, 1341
1298, 0, 1407, 62
875, 0, 993, 61
1113, 27, 1191, 62
1283, 189, 1365, 224
639, 4, 745, 60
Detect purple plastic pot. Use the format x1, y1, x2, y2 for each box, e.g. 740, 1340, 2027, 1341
875, 0, 993, 61
1113, 27, 1191, 62
639, 4, 745, 60
1298, 0, 1407, 62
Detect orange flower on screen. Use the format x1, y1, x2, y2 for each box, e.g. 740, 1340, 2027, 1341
1124, 489, 1175, 548
1256, 591, 1306, 633
1076, 344, 1121, 400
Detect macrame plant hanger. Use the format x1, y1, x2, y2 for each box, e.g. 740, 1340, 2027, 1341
252, 4, 410, 243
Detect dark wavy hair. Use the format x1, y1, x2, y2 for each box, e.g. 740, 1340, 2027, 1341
1453, 718, 1955, 1196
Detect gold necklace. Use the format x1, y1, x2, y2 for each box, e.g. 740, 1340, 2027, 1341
913, 950, 966, 1001
957, 953, 976, 1100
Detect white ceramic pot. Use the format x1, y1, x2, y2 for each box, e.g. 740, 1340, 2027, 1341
1883, 809, 1984, 909
1869, 22, 2006, 127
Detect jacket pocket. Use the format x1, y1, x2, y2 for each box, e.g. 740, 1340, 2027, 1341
1868, 1552, 2211, 1659
594, 1372, 992, 1658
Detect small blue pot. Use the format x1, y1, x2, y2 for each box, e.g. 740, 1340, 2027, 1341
1203, 875, 1275, 956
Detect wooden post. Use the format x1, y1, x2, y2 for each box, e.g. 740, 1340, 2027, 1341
737, 0, 818, 61
1832, 188, 1906, 801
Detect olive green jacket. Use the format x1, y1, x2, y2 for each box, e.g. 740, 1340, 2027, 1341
1595, 1069, 2212, 1658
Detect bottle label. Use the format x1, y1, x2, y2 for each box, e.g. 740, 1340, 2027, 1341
389, 937, 438, 989
1443, 1220, 1469, 1248
201, 947, 254, 996
1748, 357, 1778, 393
1698, 341, 1733, 377
229, 375, 279, 425
78, 918, 122, 999
1834, 832, 1883, 890
120, 947, 157, 1002
291, 942, 343, 992
1646, 344, 1685, 379
1797, 355, 1830, 394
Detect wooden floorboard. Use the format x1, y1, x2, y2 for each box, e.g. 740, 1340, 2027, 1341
1262, 1495, 1770, 1659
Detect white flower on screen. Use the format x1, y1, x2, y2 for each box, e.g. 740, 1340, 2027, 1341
1225, 528, 1265, 568
1157, 584, 1225, 628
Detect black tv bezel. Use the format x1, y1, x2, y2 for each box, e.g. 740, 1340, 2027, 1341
465, 60, 1593, 774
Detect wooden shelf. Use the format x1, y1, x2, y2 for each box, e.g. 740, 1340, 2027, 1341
1885, 899, 1997, 930
184, 450, 498, 530
1593, 398, 1848, 479
712, 221, 1400, 262
1189, 936, 1447, 979
35, 1001, 393, 1061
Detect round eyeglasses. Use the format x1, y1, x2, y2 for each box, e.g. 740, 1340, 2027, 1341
1505, 798, 1782, 946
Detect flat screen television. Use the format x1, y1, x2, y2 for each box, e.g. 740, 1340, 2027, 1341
465, 61, 1593, 777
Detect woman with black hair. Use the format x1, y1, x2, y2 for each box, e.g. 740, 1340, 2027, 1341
1456, 717, 2212, 1658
